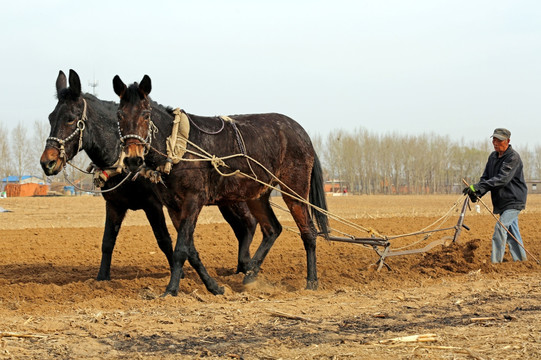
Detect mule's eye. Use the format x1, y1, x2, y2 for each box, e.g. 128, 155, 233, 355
66, 115, 77, 124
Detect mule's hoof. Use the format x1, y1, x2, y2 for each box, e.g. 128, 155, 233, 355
210, 286, 225, 296
235, 265, 249, 274
243, 270, 258, 285
96, 275, 110, 281
161, 288, 178, 297
306, 280, 318, 290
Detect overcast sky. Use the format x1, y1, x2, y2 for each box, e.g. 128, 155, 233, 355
1, 1, 540, 148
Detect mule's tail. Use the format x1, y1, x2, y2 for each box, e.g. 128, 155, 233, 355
309, 154, 330, 238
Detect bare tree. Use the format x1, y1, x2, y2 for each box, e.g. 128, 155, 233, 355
321, 130, 345, 190
310, 132, 323, 156
11, 122, 34, 181
31, 119, 50, 181
533, 145, 541, 179
319, 129, 497, 195
0, 122, 12, 183
516, 145, 534, 181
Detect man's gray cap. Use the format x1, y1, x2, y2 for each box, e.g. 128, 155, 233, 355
491, 128, 511, 141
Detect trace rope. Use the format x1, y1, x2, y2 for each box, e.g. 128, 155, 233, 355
387, 195, 463, 250
140, 111, 465, 242
148, 133, 471, 242
146, 127, 386, 237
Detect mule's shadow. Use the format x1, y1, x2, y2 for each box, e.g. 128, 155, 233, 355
0, 263, 250, 294
0, 263, 170, 285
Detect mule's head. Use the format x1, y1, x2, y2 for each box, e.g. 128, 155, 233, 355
113, 74, 152, 172
40, 69, 88, 176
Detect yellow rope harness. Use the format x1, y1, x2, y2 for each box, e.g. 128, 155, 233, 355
158, 108, 190, 174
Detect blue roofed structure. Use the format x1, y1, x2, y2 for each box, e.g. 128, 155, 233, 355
1, 175, 47, 192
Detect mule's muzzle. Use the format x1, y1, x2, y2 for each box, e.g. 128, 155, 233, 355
124, 156, 145, 173
40, 148, 64, 176
122, 141, 147, 173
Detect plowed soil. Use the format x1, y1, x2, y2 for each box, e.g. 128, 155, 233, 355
1, 195, 540, 359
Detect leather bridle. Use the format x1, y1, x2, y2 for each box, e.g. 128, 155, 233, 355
46, 98, 87, 160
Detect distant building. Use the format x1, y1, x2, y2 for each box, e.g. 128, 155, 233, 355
1, 175, 49, 197
325, 179, 349, 195
2, 175, 46, 185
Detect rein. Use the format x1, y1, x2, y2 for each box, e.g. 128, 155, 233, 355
62, 167, 134, 194
46, 98, 88, 159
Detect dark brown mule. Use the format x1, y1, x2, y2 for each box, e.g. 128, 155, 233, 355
113, 75, 329, 296
40, 70, 257, 281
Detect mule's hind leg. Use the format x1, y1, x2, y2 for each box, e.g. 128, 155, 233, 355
144, 205, 174, 272
97, 202, 127, 281
243, 197, 282, 284
218, 202, 257, 274
283, 198, 319, 290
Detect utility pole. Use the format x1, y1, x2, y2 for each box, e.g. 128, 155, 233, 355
88, 76, 99, 96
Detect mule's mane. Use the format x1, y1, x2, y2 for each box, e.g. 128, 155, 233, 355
165, 106, 175, 116
123, 83, 146, 105
56, 89, 118, 116
56, 88, 80, 102
84, 93, 118, 114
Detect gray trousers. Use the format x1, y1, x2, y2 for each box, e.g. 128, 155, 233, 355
491, 209, 527, 263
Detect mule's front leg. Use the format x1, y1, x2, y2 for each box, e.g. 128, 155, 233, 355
163, 213, 223, 296
96, 203, 126, 281
163, 260, 185, 297
163, 229, 189, 297
186, 239, 224, 295
143, 205, 174, 272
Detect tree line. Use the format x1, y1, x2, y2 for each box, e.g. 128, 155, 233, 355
0, 121, 90, 186
312, 128, 541, 194
2, 121, 540, 195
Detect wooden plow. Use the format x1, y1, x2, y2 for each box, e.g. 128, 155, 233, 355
272, 195, 472, 271
321, 197, 471, 271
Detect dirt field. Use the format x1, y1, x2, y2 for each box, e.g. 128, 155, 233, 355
0, 194, 540, 359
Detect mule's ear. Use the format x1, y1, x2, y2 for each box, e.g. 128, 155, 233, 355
140, 75, 152, 96
56, 71, 67, 96
68, 69, 82, 97
113, 75, 127, 98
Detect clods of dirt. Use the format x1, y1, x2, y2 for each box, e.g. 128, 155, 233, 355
415, 239, 483, 274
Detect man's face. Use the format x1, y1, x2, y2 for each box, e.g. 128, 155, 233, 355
492, 137, 510, 155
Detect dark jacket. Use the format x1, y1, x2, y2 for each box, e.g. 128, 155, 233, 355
476, 145, 527, 214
